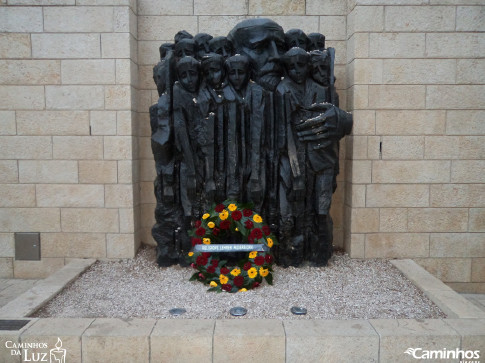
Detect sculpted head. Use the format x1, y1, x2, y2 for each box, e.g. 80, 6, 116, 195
310, 50, 330, 86
176, 56, 200, 93
209, 36, 233, 59
283, 47, 310, 85
174, 39, 196, 62
194, 33, 213, 59
159, 42, 173, 60
201, 53, 224, 89
225, 55, 250, 92
174, 30, 193, 43
307, 33, 325, 51
228, 18, 285, 91
285, 29, 308, 51
153, 59, 168, 95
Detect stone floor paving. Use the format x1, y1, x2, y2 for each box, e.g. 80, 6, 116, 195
461, 293, 485, 313
0, 279, 38, 308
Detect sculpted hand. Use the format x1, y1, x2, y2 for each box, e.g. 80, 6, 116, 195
162, 184, 174, 204
248, 179, 263, 203
186, 177, 196, 199
205, 179, 216, 200
295, 103, 337, 149
292, 176, 305, 201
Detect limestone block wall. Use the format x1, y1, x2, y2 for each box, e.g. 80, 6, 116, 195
136, 0, 350, 249
0, 0, 141, 278
345, 0, 485, 292
1, 0, 483, 291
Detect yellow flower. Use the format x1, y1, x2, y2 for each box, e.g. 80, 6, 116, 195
259, 267, 269, 277
253, 214, 262, 223
219, 274, 229, 284
230, 267, 241, 276
203, 238, 211, 245
219, 210, 229, 220
249, 251, 257, 259
210, 281, 217, 287
202, 213, 210, 220
188, 252, 194, 257
208, 221, 215, 228
228, 203, 237, 211
247, 267, 257, 279
239, 288, 247, 292
267, 238, 273, 248
235, 227, 239, 231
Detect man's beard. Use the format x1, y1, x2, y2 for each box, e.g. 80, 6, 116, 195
254, 61, 283, 91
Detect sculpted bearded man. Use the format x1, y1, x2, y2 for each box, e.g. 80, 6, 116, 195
228, 18, 353, 266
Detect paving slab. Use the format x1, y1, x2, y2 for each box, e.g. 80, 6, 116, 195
21, 318, 94, 363
213, 319, 285, 363
0, 280, 38, 308
370, 319, 461, 363
150, 319, 214, 363
0, 319, 37, 363
391, 259, 485, 318
0, 259, 95, 318
444, 318, 485, 356
82, 318, 156, 363
285, 320, 379, 362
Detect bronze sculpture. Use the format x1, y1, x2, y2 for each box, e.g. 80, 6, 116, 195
149, 18, 353, 267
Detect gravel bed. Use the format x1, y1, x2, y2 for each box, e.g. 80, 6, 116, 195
33, 246, 446, 320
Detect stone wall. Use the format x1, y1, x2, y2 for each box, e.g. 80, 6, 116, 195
345, 0, 485, 292
0, 0, 141, 278
0, 0, 483, 291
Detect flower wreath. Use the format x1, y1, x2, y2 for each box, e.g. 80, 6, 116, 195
186, 201, 277, 293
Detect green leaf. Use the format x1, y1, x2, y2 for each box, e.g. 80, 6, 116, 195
265, 273, 273, 285
189, 272, 199, 281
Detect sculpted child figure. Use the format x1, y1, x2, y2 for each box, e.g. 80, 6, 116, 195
223, 55, 266, 209
199, 53, 225, 201
173, 57, 204, 238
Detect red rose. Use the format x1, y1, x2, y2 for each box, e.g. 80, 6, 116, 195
220, 267, 230, 275
195, 227, 206, 237
252, 281, 260, 288
222, 284, 232, 292
202, 252, 211, 258
233, 275, 244, 287
196, 256, 208, 266
231, 210, 242, 221
194, 220, 202, 228
265, 254, 274, 264
191, 237, 202, 246
213, 227, 220, 236
207, 265, 216, 274
250, 228, 263, 240
262, 225, 271, 236
220, 220, 231, 230
191, 263, 196, 269
243, 262, 251, 271
243, 209, 253, 217
199, 273, 205, 279
215, 204, 225, 212
244, 220, 254, 229
211, 259, 219, 267
254, 256, 265, 266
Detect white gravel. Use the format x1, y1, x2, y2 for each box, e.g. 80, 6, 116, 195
33, 246, 446, 320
